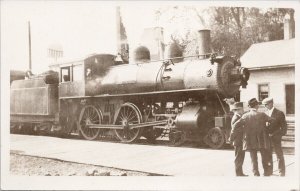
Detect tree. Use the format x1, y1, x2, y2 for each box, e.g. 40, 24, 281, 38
154, 6, 209, 56
155, 6, 295, 58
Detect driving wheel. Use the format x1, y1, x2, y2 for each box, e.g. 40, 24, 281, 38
78, 105, 101, 140
114, 103, 143, 143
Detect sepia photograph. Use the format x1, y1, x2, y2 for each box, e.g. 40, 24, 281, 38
1, 0, 299, 190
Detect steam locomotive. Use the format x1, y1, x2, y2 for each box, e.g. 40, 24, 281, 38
10, 29, 249, 149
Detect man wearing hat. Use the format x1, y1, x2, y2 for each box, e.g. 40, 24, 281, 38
229, 102, 247, 176
262, 97, 287, 176
233, 98, 273, 176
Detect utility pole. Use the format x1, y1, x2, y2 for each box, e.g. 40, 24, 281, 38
28, 21, 32, 70
116, 6, 122, 55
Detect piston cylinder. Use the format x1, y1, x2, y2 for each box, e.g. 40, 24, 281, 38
175, 104, 203, 129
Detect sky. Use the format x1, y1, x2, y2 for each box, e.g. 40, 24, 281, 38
1, 1, 294, 74
1, 1, 161, 73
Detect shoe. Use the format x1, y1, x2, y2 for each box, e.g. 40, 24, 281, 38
253, 170, 260, 176
279, 174, 285, 177
239, 174, 248, 177
263, 171, 274, 176
263, 173, 271, 176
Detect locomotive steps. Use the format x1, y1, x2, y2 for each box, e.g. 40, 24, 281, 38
282, 116, 295, 155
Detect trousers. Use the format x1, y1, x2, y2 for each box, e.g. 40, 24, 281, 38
249, 149, 272, 176
268, 138, 286, 176
234, 145, 245, 175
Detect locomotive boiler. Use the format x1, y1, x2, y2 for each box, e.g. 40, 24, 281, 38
10, 29, 250, 149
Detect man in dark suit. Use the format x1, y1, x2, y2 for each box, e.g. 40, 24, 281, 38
233, 98, 273, 176
262, 97, 287, 176
229, 102, 247, 176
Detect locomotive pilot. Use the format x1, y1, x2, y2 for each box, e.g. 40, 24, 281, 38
229, 102, 247, 176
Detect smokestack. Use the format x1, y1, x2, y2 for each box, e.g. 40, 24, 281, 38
198, 29, 212, 59
284, 13, 294, 40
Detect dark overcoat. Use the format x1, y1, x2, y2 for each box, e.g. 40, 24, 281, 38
233, 109, 272, 150
269, 108, 287, 143
229, 114, 243, 146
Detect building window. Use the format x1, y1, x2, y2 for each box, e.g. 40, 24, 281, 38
258, 84, 269, 101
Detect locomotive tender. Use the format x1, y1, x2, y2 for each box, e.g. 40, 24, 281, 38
10, 29, 250, 149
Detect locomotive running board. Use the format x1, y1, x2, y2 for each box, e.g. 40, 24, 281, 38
87, 120, 168, 130
59, 88, 214, 100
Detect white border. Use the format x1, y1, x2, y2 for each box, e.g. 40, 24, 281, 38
1, 1, 299, 190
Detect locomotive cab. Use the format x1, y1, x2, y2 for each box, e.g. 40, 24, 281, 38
59, 60, 85, 98
58, 54, 116, 98
84, 54, 115, 95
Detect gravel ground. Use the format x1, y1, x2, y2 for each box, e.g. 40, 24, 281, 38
10, 153, 155, 176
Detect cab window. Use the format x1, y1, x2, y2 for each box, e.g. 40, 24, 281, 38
61, 67, 70, 82
73, 64, 83, 81
85, 67, 92, 80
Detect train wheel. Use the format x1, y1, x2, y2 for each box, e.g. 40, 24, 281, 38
169, 129, 186, 146
205, 127, 225, 149
114, 103, 143, 143
78, 105, 101, 140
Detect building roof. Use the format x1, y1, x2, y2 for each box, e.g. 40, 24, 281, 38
240, 38, 295, 69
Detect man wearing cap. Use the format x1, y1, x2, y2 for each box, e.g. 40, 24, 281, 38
233, 98, 273, 176
262, 97, 287, 176
229, 102, 247, 176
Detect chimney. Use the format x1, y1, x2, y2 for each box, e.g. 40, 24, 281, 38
284, 13, 294, 40
140, 27, 165, 60
198, 29, 212, 59
155, 27, 165, 60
